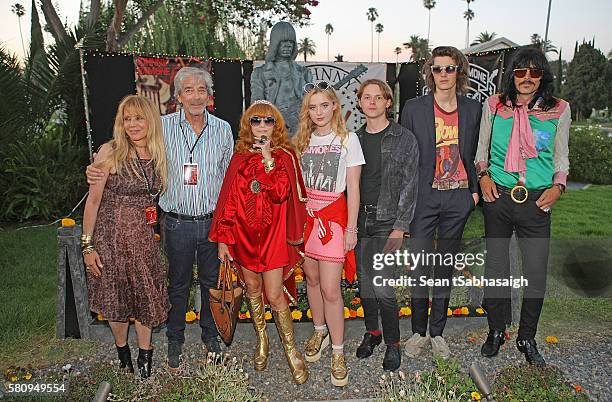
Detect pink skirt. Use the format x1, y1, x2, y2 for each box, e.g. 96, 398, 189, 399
304, 189, 345, 263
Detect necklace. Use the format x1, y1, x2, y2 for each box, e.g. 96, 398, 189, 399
313, 129, 333, 137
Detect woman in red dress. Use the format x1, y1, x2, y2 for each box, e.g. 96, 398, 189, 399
209, 100, 309, 385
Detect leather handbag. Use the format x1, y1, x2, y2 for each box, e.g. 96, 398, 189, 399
209, 260, 243, 345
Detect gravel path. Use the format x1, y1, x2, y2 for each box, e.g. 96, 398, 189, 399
38, 319, 611, 401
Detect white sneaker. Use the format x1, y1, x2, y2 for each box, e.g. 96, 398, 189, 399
404, 333, 430, 357
431, 336, 451, 359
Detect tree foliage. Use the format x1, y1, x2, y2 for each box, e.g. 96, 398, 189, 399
562, 41, 610, 120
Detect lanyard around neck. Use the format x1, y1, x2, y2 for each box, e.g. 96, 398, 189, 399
179, 109, 208, 163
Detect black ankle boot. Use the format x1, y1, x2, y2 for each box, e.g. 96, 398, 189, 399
481, 330, 505, 358
516, 338, 546, 366
137, 348, 154, 378
356, 332, 382, 359
116, 344, 134, 373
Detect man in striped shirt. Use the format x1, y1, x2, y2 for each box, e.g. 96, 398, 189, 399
87, 67, 234, 369
160, 67, 234, 368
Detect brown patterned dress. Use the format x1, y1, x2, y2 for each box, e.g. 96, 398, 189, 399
87, 159, 169, 328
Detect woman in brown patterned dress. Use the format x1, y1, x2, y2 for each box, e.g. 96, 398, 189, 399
82, 95, 169, 378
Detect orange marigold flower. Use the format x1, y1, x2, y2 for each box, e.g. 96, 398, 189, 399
572, 384, 583, 392
349, 309, 357, 318
476, 307, 485, 315
453, 308, 462, 316
471, 391, 481, 400
306, 309, 312, 319
447, 308, 453, 317
343, 307, 350, 319
461, 306, 470, 315
264, 311, 272, 320
356, 306, 364, 317
291, 310, 303, 320
546, 335, 559, 344
61, 218, 75, 227
400, 307, 412, 317
185, 311, 196, 322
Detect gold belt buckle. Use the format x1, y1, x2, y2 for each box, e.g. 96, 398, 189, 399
250, 179, 261, 194
510, 184, 528, 203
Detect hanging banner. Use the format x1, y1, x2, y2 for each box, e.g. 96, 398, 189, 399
252, 61, 387, 133
398, 48, 517, 114
303, 62, 387, 132
134, 56, 212, 115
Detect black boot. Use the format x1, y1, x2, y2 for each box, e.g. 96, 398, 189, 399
356, 332, 382, 358
481, 330, 505, 358
137, 348, 154, 379
382, 344, 401, 372
116, 344, 134, 373
516, 338, 546, 366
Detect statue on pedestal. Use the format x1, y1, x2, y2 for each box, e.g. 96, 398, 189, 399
250, 21, 312, 136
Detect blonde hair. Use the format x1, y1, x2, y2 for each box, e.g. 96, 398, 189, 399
293, 87, 349, 154
235, 102, 292, 153
103, 95, 167, 191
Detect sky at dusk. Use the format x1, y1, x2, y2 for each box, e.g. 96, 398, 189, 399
1, 0, 610, 62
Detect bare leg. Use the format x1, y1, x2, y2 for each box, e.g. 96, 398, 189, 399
134, 321, 152, 350
318, 261, 344, 347
241, 266, 263, 297
108, 321, 130, 346
303, 256, 325, 326
262, 268, 287, 311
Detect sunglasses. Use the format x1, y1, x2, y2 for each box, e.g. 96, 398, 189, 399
304, 81, 332, 93
431, 65, 459, 75
513, 68, 544, 79
249, 116, 275, 126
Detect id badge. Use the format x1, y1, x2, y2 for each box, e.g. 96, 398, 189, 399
183, 163, 198, 185
145, 205, 157, 225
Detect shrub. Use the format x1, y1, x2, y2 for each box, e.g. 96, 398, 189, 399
0, 122, 88, 222
568, 126, 612, 184
375, 357, 477, 401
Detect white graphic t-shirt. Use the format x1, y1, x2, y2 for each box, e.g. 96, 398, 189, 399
301, 132, 365, 193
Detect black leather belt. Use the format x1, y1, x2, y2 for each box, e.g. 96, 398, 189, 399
360, 204, 377, 213
165, 211, 214, 221
497, 185, 545, 202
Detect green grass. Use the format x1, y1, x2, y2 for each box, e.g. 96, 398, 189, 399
463, 185, 612, 239
0, 186, 610, 367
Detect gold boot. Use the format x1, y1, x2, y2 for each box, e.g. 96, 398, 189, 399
272, 308, 309, 385
246, 294, 269, 371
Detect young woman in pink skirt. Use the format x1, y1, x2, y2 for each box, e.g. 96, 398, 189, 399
293, 82, 365, 387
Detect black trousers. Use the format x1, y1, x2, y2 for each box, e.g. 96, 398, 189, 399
409, 187, 474, 337
355, 209, 400, 345
483, 188, 550, 340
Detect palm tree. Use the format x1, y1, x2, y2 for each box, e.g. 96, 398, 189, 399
11, 3, 26, 59
462, 0, 475, 48
325, 23, 333, 62
471, 31, 496, 46
403, 35, 430, 61
531, 33, 559, 55
297, 37, 316, 62
366, 7, 378, 62
423, 0, 436, 45
375, 23, 384, 62
394, 46, 402, 64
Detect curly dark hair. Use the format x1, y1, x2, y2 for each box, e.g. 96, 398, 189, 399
500, 46, 558, 110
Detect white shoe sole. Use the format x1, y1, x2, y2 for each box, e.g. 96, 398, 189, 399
331, 372, 348, 387
305, 334, 330, 363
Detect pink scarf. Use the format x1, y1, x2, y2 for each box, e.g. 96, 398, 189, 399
504, 101, 538, 182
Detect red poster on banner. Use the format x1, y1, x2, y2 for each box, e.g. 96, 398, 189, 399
134, 56, 213, 115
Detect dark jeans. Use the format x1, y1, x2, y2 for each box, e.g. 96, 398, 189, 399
483, 189, 550, 340
355, 209, 400, 345
164, 214, 219, 345
409, 187, 474, 337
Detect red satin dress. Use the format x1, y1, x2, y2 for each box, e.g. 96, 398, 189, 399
214, 150, 291, 272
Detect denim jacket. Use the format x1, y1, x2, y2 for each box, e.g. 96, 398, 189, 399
356, 120, 419, 233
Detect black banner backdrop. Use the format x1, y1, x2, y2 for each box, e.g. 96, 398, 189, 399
397, 48, 517, 117
83, 51, 247, 151
83, 49, 515, 154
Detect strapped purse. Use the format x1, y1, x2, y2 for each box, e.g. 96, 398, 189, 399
209, 260, 244, 345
